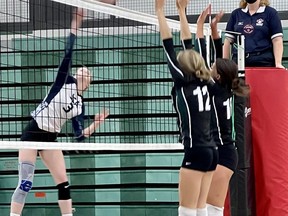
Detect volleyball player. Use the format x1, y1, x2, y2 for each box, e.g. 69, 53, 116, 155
156, 0, 218, 215
195, 6, 249, 216
10, 8, 109, 216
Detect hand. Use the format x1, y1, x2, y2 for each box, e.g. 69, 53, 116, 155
94, 109, 109, 123
71, 8, 85, 34
211, 10, 224, 29
197, 4, 210, 25
155, 0, 166, 12
75, 8, 84, 17
176, 0, 189, 11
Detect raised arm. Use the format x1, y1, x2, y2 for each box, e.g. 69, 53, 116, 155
54, 8, 84, 87
71, 8, 84, 36
176, 0, 192, 50
196, 5, 209, 39
155, 0, 186, 83
211, 11, 224, 59
194, 6, 209, 65
155, 0, 172, 40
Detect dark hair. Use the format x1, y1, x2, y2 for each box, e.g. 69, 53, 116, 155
215, 58, 250, 97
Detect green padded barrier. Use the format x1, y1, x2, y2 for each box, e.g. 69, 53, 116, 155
0, 156, 71, 170
0, 206, 122, 216
146, 153, 183, 167
70, 154, 121, 168
146, 188, 178, 202
0, 188, 178, 203
0, 173, 59, 188
146, 170, 179, 183
120, 205, 177, 216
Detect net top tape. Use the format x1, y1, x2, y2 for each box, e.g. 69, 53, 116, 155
52, 0, 209, 35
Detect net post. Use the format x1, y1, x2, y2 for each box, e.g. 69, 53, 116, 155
237, 34, 245, 77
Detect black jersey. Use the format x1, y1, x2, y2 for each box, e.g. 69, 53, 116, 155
163, 38, 215, 148
211, 85, 235, 146
195, 37, 235, 146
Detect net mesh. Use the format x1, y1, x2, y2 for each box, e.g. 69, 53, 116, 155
0, 0, 186, 144
0, 1, 287, 215
1, 0, 287, 145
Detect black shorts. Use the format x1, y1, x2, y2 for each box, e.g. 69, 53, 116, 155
218, 144, 238, 171
181, 146, 219, 172
21, 119, 58, 142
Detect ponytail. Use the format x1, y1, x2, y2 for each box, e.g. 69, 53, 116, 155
232, 78, 250, 97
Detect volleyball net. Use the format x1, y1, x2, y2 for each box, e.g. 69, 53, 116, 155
0, 1, 288, 216
0, 0, 251, 147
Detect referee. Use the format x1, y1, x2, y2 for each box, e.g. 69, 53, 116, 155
223, 0, 284, 68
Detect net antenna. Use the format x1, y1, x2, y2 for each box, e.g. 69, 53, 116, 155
237, 34, 245, 77
206, 0, 212, 67
51, 0, 210, 35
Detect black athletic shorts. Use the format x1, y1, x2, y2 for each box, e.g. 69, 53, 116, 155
218, 144, 238, 172
21, 119, 58, 142
181, 146, 219, 172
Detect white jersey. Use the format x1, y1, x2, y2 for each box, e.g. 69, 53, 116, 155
31, 33, 85, 141
32, 82, 83, 133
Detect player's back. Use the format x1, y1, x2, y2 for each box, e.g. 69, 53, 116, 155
172, 79, 215, 148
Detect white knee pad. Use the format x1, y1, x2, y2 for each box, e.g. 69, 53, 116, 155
11, 162, 35, 204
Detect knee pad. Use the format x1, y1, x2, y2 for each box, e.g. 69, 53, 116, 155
57, 181, 71, 200
12, 162, 35, 204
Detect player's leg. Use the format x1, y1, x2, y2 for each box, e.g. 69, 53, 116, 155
178, 168, 203, 216
196, 171, 214, 216
179, 146, 215, 216
207, 145, 238, 216
10, 120, 40, 216
39, 150, 72, 216
207, 165, 233, 216
10, 149, 38, 216
196, 147, 218, 216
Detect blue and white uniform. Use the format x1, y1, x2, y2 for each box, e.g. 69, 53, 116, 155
225, 5, 283, 67
22, 33, 85, 142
